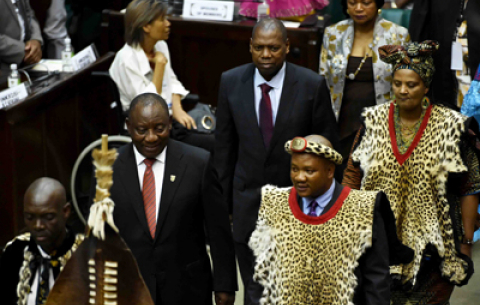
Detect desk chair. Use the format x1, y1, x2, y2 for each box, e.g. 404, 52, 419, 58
71, 135, 131, 225
91, 71, 128, 135
380, 8, 412, 29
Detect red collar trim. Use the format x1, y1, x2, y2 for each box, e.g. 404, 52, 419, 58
389, 102, 432, 166
288, 186, 351, 225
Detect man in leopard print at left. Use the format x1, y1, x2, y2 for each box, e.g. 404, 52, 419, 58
0, 178, 84, 305
249, 135, 412, 305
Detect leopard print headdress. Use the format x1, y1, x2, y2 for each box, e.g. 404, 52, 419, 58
285, 137, 343, 165
379, 40, 439, 87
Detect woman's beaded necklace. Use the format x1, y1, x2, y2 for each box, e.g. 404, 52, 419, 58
394, 102, 426, 154
347, 42, 375, 81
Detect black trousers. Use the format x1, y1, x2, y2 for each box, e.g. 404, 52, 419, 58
234, 241, 263, 305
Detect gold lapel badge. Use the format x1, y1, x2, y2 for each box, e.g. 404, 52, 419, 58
170, 175, 176, 182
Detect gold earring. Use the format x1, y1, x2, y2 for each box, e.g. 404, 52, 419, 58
422, 97, 430, 109
346, 9, 350, 15
378, 9, 382, 14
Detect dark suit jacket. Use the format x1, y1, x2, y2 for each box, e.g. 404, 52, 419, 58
93, 140, 237, 305
214, 62, 338, 243
0, 0, 43, 77
409, 0, 462, 108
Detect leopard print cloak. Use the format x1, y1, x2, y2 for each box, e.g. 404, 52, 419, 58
249, 185, 379, 305
352, 103, 469, 285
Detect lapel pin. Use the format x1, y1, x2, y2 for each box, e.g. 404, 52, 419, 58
170, 175, 176, 182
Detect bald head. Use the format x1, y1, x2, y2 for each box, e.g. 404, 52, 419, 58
252, 18, 288, 42
24, 178, 70, 254
304, 135, 333, 149
25, 177, 66, 210
303, 135, 336, 168
128, 92, 169, 120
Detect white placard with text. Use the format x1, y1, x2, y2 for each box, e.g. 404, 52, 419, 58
71, 45, 97, 71
0, 83, 29, 109
183, 0, 234, 21
451, 41, 463, 71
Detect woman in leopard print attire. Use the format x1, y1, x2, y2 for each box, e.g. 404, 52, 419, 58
343, 40, 480, 305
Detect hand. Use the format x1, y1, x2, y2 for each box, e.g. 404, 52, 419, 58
24, 40, 42, 65
173, 109, 197, 130
214, 292, 235, 305
149, 51, 168, 65
460, 243, 473, 259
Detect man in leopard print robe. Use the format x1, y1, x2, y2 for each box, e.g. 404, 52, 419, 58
249, 135, 412, 305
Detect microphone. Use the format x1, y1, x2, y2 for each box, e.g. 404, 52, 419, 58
22, 61, 51, 75
17, 69, 32, 87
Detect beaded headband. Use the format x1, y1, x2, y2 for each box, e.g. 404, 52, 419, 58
285, 137, 343, 165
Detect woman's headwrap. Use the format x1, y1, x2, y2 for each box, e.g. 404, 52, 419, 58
378, 40, 439, 87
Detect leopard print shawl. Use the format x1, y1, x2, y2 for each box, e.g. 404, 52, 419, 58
352, 103, 469, 285
249, 185, 378, 305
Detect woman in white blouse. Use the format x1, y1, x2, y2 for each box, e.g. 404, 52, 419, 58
109, 0, 196, 130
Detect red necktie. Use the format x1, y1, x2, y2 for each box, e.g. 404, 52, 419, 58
259, 83, 274, 148
143, 159, 156, 238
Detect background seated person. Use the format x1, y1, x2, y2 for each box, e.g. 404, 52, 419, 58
319, 0, 410, 176
239, 0, 329, 22
109, 0, 213, 152
0, 0, 43, 80
0, 177, 84, 305
42, 0, 69, 59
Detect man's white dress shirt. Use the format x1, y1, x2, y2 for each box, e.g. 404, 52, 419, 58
26, 246, 54, 305
253, 62, 286, 125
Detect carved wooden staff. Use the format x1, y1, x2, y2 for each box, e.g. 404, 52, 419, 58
45, 135, 154, 305
89, 134, 119, 240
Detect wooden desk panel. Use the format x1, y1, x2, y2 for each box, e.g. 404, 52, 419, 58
0, 53, 119, 245
100, 11, 323, 106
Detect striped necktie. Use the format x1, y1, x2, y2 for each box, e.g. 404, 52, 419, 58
143, 159, 156, 238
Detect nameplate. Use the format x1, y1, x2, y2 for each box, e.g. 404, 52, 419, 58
183, 0, 234, 21
71, 44, 97, 71
0, 83, 29, 109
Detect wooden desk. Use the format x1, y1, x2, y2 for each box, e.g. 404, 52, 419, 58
100, 11, 324, 106
0, 53, 119, 246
